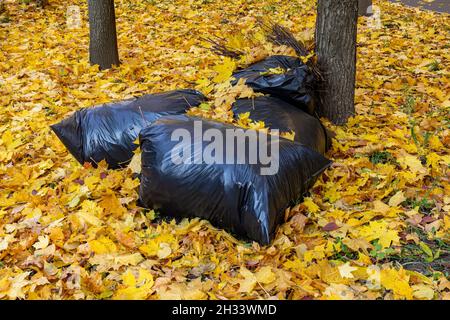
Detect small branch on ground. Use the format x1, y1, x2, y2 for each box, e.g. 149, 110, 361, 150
201, 36, 244, 59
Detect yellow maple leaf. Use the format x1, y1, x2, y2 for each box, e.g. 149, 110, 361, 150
122, 270, 136, 287
114, 269, 154, 300
381, 268, 413, 299
139, 241, 160, 257
303, 197, 320, 213
428, 135, 444, 151
238, 267, 256, 293
358, 221, 400, 248
32, 235, 49, 250
397, 152, 427, 175
99, 192, 126, 217
76, 210, 103, 227
426, 152, 441, 171
157, 243, 172, 259
237, 266, 275, 293
1, 130, 23, 151
212, 57, 236, 83
114, 253, 144, 266
324, 283, 354, 300
127, 151, 142, 174
89, 236, 117, 254
139, 234, 177, 258
84, 175, 100, 190
7, 272, 30, 300
412, 284, 435, 300
255, 266, 276, 284
338, 262, 357, 279
372, 200, 390, 214
388, 191, 406, 207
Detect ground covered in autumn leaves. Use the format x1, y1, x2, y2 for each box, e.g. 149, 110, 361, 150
0, 0, 449, 300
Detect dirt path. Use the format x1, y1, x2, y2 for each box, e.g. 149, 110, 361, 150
389, 0, 450, 13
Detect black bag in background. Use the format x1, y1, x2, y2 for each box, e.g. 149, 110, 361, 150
232, 96, 331, 155
51, 89, 205, 168
231, 55, 316, 114
138, 115, 332, 244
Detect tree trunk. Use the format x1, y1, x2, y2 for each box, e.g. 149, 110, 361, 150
88, 0, 120, 70
315, 0, 358, 125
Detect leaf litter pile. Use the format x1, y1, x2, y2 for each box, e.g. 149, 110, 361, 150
0, 0, 449, 300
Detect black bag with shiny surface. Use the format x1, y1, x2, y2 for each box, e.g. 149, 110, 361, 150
232, 96, 331, 154
138, 115, 332, 244
51, 89, 205, 168
232, 55, 316, 114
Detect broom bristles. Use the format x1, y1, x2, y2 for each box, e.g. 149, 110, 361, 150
259, 20, 309, 56
258, 19, 323, 81
200, 36, 244, 59
202, 20, 323, 81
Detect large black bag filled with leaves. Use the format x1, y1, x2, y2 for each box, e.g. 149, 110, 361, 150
232, 96, 331, 154
231, 55, 316, 114
51, 89, 206, 168
138, 115, 332, 244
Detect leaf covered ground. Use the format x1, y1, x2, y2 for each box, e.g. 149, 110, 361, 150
0, 0, 449, 300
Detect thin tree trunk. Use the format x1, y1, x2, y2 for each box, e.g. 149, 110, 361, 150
315, 0, 358, 125
88, 0, 120, 70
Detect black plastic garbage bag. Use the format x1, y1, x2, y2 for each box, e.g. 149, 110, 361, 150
138, 115, 332, 244
232, 96, 331, 154
51, 89, 205, 168
232, 55, 316, 114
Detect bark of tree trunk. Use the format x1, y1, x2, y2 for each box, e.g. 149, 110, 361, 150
315, 0, 358, 125
88, 0, 120, 70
